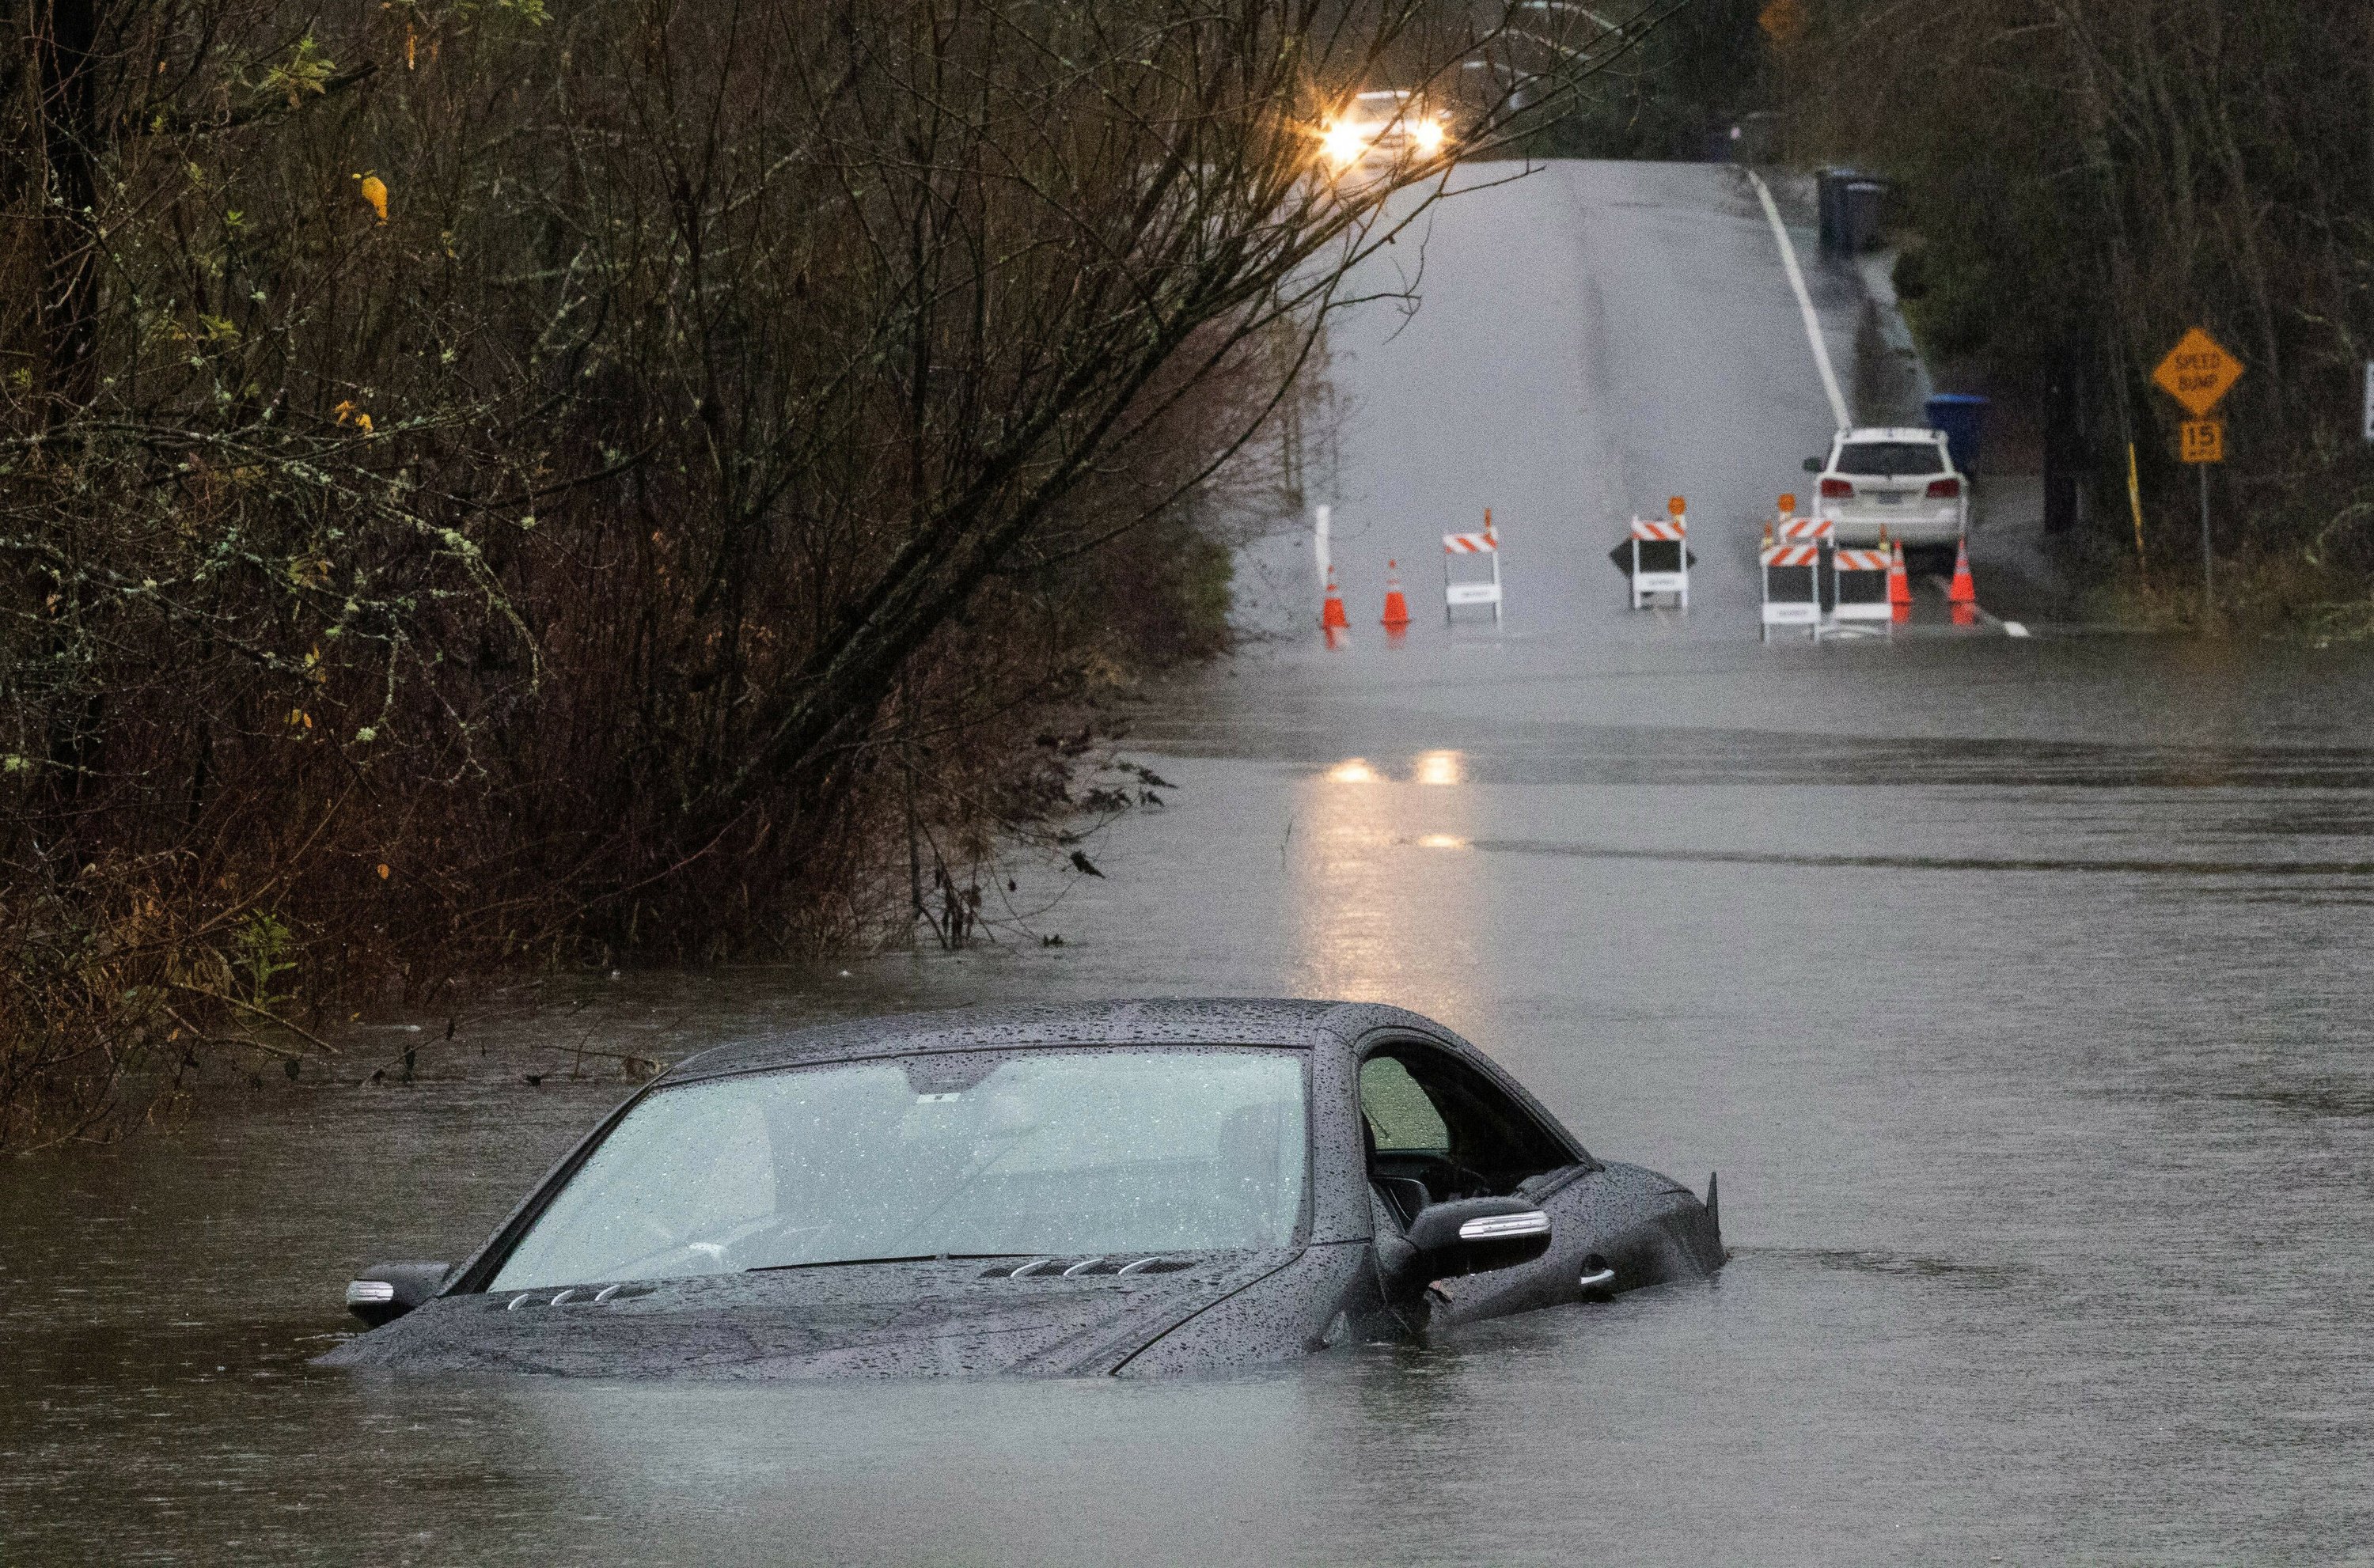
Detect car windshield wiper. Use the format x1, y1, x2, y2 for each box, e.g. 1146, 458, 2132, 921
745, 1253, 1028, 1273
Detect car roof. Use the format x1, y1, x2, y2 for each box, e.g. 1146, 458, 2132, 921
1836, 426, 1945, 444
662, 998, 1454, 1083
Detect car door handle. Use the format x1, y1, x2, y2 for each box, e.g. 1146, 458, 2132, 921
1577, 1266, 1616, 1290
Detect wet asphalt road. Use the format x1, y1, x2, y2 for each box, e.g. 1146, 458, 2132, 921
6, 161, 2373, 1565
1299, 161, 1853, 634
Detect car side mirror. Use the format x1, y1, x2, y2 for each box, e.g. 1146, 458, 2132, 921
344, 1260, 453, 1328
1377, 1195, 1551, 1297
1803, 456, 1822, 472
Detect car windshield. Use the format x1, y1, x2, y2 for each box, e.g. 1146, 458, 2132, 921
487, 1047, 1308, 1290
1835, 441, 1947, 477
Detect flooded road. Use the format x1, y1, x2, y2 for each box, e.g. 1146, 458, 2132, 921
9, 163, 2374, 1564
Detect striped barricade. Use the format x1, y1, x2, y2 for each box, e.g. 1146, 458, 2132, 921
1760, 542, 1823, 638
1628, 509, 1689, 610
1829, 544, 1894, 632
1442, 512, 1503, 625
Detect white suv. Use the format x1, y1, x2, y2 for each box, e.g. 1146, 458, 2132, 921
1803, 427, 1967, 548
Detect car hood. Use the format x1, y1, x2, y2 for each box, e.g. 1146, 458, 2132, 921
316, 1251, 1295, 1379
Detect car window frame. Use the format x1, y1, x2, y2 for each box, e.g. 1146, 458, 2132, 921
453, 1042, 1320, 1293
1352, 1032, 1595, 1212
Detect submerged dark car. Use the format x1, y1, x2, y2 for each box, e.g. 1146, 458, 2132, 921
323, 1000, 1724, 1377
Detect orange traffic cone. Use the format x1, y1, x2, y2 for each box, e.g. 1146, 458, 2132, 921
1379, 559, 1410, 640
1886, 534, 1912, 624
1321, 563, 1348, 643
1947, 536, 1977, 605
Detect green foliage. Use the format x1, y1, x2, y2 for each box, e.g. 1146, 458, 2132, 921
231, 914, 298, 1010
259, 34, 337, 108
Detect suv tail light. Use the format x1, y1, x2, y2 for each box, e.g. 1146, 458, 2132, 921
1819, 478, 1854, 499
1926, 477, 1963, 498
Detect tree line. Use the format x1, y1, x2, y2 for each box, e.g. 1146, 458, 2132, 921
1, 0, 1659, 1142
1780, 1, 2374, 623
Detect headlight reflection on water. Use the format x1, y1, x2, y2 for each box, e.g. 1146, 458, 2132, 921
1323, 751, 1465, 786
1295, 748, 1484, 1013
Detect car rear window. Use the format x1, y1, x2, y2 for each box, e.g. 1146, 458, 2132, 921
1835, 441, 1947, 477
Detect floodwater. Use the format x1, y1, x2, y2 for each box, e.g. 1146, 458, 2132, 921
8, 164, 2374, 1564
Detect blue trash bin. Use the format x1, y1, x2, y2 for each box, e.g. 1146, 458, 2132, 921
1924, 393, 1991, 476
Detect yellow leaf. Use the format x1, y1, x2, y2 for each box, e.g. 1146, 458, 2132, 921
355, 412, 374, 434
355, 173, 389, 223
376, 863, 391, 880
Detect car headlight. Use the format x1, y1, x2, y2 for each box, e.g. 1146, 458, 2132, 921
1412, 117, 1445, 156
1321, 120, 1367, 167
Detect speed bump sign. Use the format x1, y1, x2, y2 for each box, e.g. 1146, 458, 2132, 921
2153, 328, 2243, 418
2180, 419, 2224, 464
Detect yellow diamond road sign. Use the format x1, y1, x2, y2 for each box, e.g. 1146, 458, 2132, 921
2153, 328, 2243, 418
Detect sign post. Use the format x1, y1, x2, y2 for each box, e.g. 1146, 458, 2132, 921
2152, 328, 2243, 624
2179, 420, 2223, 611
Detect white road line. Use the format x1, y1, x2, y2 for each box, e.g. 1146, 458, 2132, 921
1746, 169, 1851, 431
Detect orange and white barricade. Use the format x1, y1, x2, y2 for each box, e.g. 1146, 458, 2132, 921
1442, 510, 1503, 625
1828, 543, 1894, 633
1758, 517, 1830, 640
1628, 498, 1689, 610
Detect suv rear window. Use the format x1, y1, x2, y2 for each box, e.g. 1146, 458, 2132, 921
1835, 441, 1947, 477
